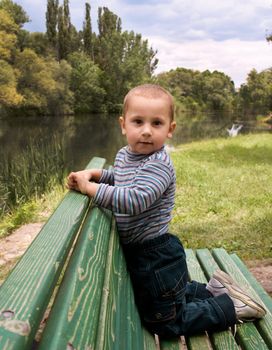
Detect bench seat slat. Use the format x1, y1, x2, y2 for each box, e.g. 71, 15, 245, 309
212, 248, 272, 350
196, 248, 271, 350
186, 249, 238, 350
230, 253, 272, 314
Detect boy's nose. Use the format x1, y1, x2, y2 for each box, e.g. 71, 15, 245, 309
142, 124, 152, 136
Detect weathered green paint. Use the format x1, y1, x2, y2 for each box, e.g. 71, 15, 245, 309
197, 248, 271, 350
160, 337, 183, 350
185, 249, 238, 350
0, 157, 105, 350
212, 248, 272, 349
230, 253, 272, 315
39, 206, 112, 349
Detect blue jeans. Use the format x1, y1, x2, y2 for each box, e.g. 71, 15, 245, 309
122, 233, 237, 337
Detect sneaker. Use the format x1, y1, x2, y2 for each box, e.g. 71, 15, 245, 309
206, 269, 246, 297
206, 270, 266, 321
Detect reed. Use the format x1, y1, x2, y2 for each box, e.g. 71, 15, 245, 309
0, 135, 66, 219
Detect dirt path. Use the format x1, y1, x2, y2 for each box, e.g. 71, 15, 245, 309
0, 223, 272, 295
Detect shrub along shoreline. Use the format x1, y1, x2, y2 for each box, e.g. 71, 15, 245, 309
1, 133, 271, 260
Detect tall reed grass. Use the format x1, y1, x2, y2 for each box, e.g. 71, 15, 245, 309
0, 135, 66, 219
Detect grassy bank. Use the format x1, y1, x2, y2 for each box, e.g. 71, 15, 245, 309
170, 133, 272, 260
0, 135, 66, 237
0, 184, 66, 237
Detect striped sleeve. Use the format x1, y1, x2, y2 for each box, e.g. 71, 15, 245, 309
99, 168, 114, 185
94, 160, 172, 215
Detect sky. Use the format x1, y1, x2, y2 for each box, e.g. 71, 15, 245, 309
16, 0, 272, 88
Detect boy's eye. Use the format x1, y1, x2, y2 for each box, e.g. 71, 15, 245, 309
133, 119, 142, 125
153, 120, 162, 126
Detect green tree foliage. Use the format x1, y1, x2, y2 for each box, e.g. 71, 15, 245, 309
94, 7, 157, 110
0, 7, 23, 110
46, 0, 58, 49
57, 0, 72, 60
19, 31, 50, 56
0, 8, 18, 61
157, 68, 235, 115
68, 52, 105, 113
238, 69, 272, 115
0, 0, 29, 27
15, 48, 73, 114
83, 2, 92, 58
0, 59, 23, 108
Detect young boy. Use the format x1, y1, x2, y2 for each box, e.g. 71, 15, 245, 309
67, 84, 266, 337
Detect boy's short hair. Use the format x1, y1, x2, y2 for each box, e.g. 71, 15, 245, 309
123, 84, 175, 121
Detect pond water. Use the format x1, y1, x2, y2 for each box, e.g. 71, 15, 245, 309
0, 113, 271, 171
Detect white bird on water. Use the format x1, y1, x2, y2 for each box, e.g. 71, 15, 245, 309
227, 124, 243, 137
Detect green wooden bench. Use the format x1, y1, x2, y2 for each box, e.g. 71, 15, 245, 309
0, 157, 271, 350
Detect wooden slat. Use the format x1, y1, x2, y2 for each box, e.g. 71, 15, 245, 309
211, 248, 272, 350
196, 249, 269, 350
111, 250, 129, 350
160, 337, 183, 350
184, 249, 212, 350
38, 206, 112, 349
95, 217, 116, 350
186, 249, 238, 350
0, 157, 106, 350
230, 254, 272, 314
143, 328, 157, 350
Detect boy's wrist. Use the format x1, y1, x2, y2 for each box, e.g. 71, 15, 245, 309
90, 169, 103, 182
84, 182, 99, 197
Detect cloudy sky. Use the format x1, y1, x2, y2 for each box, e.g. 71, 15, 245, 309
16, 0, 272, 88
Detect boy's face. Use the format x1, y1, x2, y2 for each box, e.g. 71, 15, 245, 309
119, 95, 176, 154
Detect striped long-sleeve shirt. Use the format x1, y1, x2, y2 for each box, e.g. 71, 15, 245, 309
93, 146, 176, 244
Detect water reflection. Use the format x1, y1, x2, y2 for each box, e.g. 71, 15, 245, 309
0, 113, 271, 171
0, 114, 125, 171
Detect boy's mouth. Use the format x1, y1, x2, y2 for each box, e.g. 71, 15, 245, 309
139, 141, 153, 144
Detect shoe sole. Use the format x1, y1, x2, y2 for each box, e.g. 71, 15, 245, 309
213, 270, 266, 317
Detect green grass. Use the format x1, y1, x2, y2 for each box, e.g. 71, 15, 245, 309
170, 133, 272, 260
0, 184, 66, 238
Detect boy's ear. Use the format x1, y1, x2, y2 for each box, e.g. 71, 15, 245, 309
119, 116, 126, 135
167, 121, 176, 139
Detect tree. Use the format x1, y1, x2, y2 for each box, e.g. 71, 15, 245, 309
83, 2, 92, 58
46, 0, 58, 49
238, 69, 272, 115
0, 0, 29, 27
57, 0, 74, 60
157, 68, 236, 115
95, 7, 158, 110
68, 52, 105, 112
19, 31, 50, 56
15, 48, 73, 114
0, 8, 18, 61
0, 59, 23, 108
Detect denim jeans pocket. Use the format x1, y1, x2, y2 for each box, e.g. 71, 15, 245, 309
155, 256, 187, 298
143, 298, 176, 324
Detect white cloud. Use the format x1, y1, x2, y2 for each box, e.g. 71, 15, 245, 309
150, 36, 272, 87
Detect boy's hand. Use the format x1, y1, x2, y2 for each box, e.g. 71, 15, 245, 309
67, 172, 89, 194
67, 171, 99, 197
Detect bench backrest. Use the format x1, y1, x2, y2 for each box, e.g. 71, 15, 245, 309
0, 157, 106, 349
